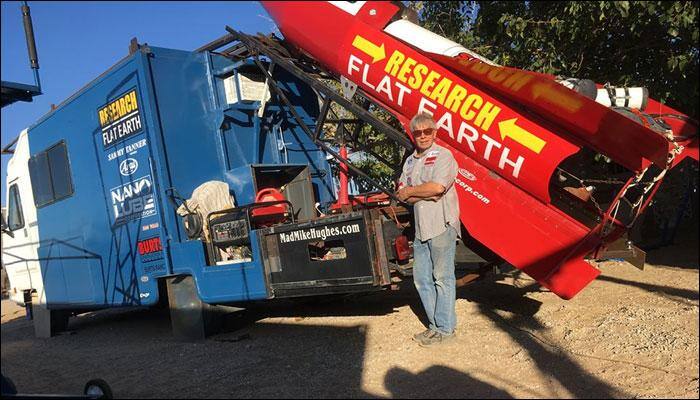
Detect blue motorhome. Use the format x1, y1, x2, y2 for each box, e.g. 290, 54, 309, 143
2, 39, 398, 340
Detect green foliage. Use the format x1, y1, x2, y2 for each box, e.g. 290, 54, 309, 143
320, 80, 406, 194
335, 1, 697, 197
352, 158, 397, 192
408, 1, 698, 235
410, 1, 698, 118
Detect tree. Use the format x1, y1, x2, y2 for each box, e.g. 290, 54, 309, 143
412, 1, 699, 119
410, 1, 699, 245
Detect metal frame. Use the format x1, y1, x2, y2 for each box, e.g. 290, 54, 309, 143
200, 28, 414, 204
1, 1, 42, 108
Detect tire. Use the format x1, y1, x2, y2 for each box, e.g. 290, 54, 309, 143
1, 374, 18, 395
84, 378, 113, 399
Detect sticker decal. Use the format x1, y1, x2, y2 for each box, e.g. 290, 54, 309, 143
99, 88, 143, 148
110, 175, 157, 226
137, 236, 164, 263
119, 158, 139, 176
458, 168, 477, 181
142, 222, 160, 232
455, 177, 490, 204
107, 138, 147, 162
279, 223, 361, 244
345, 40, 552, 179
144, 264, 165, 274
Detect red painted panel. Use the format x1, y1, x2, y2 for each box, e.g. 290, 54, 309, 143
438, 137, 600, 299
432, 54, 672, 172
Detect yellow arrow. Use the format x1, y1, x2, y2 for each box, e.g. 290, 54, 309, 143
352, 35, 385, 63
498, 118, 547, 154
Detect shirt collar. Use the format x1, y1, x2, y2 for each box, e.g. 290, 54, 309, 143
413, 143, 437, 159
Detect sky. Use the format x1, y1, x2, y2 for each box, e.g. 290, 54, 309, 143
1, 1, 277, 207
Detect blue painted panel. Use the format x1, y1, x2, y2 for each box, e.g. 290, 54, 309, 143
257, 67, 335, 204
146, 48, 270, 303
222, 106, 260, 169
225, 165, 256, 206
58, 237, 95, 303
25, 44, 340, 309
28, 53, 165, 307
170, 237, 268, 303
146, 48, 228, 244
37, 244, 67, 306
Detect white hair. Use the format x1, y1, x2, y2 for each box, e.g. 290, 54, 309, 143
409, 112, 437, 131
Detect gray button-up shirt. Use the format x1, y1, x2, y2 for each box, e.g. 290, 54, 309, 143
399, 143, 460, 241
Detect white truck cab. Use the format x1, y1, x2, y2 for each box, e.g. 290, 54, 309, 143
2, 129, 44, 306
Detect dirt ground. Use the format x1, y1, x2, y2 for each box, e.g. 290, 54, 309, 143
2, 228, 698, 399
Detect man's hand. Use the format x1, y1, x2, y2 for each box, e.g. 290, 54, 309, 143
396, 186, 412, 202
396, 184, 445, 204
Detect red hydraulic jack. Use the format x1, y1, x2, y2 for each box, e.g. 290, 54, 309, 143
329, 144, 392, 213
329, 144, 352, 213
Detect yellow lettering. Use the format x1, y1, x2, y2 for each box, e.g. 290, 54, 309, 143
128, 93, 136, 113
487, 68, 510, 83
130, 91, 138, 110
474, 102, 501, 131
420, 71, 441, 97
99, 109, 107, 127
118, 98, 127, 118
429, 77, 452, 105
502, 72, 533, 91
460, 94, 483, 121
471, 62, 491, 75
384, 50, 405, 77
396, 58, 417, 83
408, 64, 428, 89
444, 84, 468, 113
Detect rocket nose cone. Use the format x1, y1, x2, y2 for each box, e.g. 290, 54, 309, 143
256, 2, 356, 71
260, 1, 287, 30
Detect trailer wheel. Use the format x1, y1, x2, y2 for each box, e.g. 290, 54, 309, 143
84, 378, 112, 399
1, 374, 17, 395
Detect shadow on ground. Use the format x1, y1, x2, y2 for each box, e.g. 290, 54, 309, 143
2, 302, 516, 398
2, 270, 642, 398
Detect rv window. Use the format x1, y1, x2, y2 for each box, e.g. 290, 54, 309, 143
47, 143, 73, 200
29, 152, 53, 207
8, 184, 24, 230
28, 141, 74, 207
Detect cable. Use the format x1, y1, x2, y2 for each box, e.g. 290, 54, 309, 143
648, 113, 699, 127
648, 113, 698, 141
389, 205, 402, 228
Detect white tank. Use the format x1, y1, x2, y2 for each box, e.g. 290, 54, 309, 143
383, 19, 498, 66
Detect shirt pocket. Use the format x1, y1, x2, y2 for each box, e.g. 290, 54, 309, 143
419, 164, 434, 183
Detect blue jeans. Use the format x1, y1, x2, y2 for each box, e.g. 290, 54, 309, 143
412, 226, 457, 335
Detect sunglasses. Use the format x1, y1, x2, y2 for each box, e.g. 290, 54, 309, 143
411, 128, 435, 137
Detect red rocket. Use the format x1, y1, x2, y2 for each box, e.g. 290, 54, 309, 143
261, 1, 698, 299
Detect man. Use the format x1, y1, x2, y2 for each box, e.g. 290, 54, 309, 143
396, 112, 460, 347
